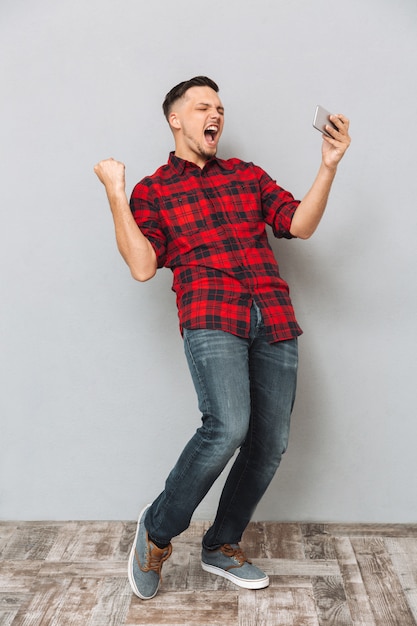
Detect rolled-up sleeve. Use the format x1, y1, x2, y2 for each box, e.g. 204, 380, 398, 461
255, 166, 300, 239
130, 180, 167, 268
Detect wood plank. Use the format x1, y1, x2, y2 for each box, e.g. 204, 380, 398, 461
0, 592, 32, 626
0, 561, 43, 592
1, 524, 59, 560
243, 522, 305, 559
0, 524, 18, 557
302, 525, 337, 561
45, 521, 131, 562
351, 537, 416, 626
163, 540, 202, 591
38, 560, 126, 578
13, 576, 129, 626
326, 524, 417, 538
311, 576, 353, 626
270, 575, 316, 590
255, 558, 340, 578
46, 577, 100, 626
125, 590, 239, 625
333, 536, 377, 626
238, 586, 320, 626
10, 576, 71, 625
385, 537, 417, 623
115, 523, 137, 560
41, 522, 80, 561
87, 577, 132, 626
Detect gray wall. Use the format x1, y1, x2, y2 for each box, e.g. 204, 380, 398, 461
1, 0, 416, 522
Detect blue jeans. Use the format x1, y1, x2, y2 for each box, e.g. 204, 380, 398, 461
145, 302, 298, 547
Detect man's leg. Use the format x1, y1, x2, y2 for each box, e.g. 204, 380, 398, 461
145, 326, 252, 545
129, 326, 253, 598
203, 323, 298, 548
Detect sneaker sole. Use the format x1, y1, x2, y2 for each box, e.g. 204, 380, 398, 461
128, 504, 156, 600
201, 561, 270, 590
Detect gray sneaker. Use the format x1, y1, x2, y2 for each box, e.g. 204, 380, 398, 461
201, 543, 269, 589
128, 504, 172, 599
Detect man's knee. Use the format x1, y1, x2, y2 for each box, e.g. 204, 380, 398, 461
202, 412, 249, 460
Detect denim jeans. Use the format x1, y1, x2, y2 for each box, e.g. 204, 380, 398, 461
145, 302, 298, 548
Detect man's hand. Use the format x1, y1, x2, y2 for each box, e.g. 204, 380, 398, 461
94, 158, 126, 194
321, 114, 351, 169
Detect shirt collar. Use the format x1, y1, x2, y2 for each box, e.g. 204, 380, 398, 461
168, 152, 235, 174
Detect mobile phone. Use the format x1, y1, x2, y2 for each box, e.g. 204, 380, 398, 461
313, 105, 338, 137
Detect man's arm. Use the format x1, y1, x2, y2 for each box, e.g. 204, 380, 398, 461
289, 114, 351, 239
94, 158, 157, 281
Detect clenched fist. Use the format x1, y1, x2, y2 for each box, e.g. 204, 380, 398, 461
94, 158, 126, 193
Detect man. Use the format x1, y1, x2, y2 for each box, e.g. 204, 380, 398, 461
94, 76, 350, 600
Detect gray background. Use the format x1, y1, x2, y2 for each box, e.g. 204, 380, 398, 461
1, 0, 416, 522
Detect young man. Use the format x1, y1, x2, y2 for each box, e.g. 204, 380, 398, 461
94, 76, 350, 600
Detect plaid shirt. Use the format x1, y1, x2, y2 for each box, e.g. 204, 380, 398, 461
130, 153, 302, 343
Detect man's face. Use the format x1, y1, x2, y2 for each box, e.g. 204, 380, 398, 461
170, 86, 224, 167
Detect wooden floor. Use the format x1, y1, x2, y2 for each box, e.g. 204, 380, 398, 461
1, 520, 417, 625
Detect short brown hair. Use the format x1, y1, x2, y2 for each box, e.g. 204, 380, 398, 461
162, 76, 219, 120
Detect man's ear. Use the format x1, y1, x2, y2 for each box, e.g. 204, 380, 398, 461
169, 112, 181, 130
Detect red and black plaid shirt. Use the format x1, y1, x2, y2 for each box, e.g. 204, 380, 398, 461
130, 153, 302, 343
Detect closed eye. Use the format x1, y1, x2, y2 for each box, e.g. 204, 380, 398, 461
196, 103, 224, 115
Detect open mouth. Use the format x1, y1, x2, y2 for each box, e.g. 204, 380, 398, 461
204, 125, 218, 146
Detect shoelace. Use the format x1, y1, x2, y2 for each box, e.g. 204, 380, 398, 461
220, 543, 252, 566
137, 540, 172, 575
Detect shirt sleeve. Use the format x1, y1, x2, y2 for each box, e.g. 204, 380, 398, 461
255, 165, 300, 239
129, 180, 167, 268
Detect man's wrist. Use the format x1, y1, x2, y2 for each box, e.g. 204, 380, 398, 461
106, 184, 127, 204
320, 161, 338, 178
